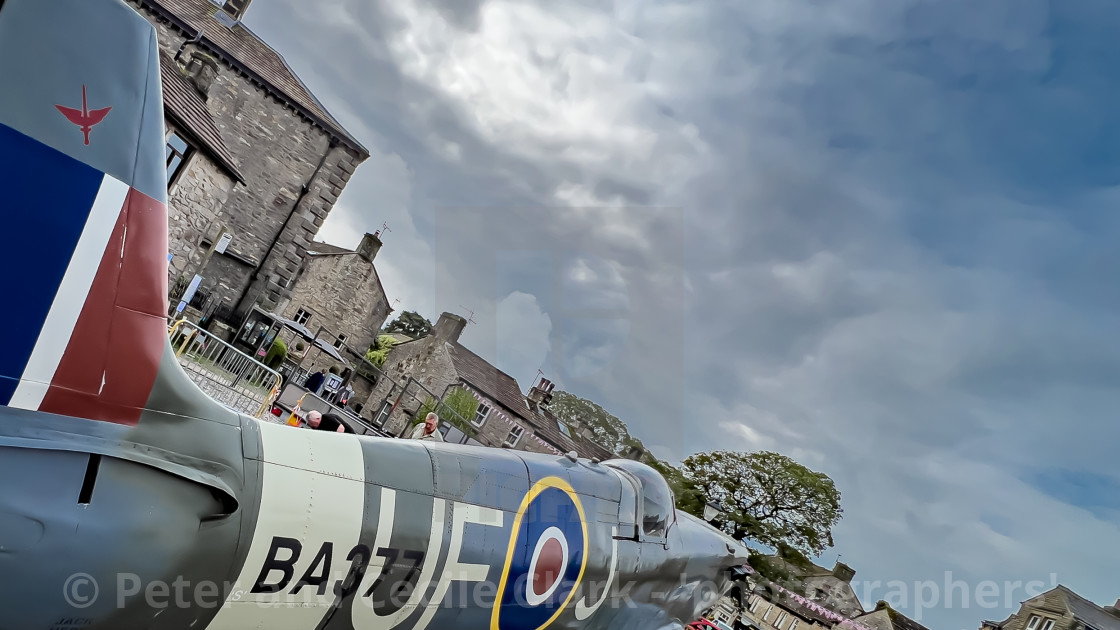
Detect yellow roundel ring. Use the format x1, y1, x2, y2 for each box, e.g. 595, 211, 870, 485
491, 476, 589, 630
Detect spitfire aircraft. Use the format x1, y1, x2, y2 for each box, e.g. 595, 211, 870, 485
0, 0, 752, 628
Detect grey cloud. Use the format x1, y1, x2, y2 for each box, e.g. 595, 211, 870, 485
239, 1, 1120, 627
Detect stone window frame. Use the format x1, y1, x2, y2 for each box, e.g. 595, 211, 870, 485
165, 129, 194, 190
294, 308, 312, 326
776, 611, 788, 629
333, 333, 347, 350
788, 619, 798, 630
472, 401, 491, 427
372, 401, 391, 427
1026, 616, 1055, 630
502, 424, 524, 448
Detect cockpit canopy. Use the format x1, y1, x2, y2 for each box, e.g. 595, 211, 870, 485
602, 459, 675, 541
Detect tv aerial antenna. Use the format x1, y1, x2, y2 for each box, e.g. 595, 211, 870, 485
459, 305, 477, 325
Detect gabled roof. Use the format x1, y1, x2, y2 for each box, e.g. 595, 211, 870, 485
307, 241, 355, 256
447, 341, 528, 419
137, 0, 368, 156
158, 50, 244, 183
301, 239, 389, 310
858, 602, 933, 630
1055, 586, 1120, 630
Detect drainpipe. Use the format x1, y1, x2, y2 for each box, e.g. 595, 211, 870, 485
235, 137, 338, 318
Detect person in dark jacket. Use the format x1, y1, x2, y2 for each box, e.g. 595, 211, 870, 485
304, 369, 326, 395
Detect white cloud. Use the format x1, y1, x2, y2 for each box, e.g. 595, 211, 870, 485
493, 291, 553, 387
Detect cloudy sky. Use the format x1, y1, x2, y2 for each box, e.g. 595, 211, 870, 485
243, 1, 1118, 628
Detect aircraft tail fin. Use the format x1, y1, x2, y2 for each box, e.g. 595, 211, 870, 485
0, 0, 233, 427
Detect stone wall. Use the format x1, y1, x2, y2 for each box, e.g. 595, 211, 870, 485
742, 593, 829, 630
1000, 591, 1078, 630
373, 340, 460, 436
165, 125, 235, 283
132, 3, 366, 320
279, 252, 390, 356
803, 576, 864, 618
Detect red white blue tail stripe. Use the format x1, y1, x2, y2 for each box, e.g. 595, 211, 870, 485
0, 0, 172, 425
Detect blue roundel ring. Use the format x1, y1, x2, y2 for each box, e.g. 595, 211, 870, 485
491, 476, 589, 630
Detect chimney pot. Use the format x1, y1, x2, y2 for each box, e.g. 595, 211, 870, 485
357, 232, 382, 262
431, 312, 467, 344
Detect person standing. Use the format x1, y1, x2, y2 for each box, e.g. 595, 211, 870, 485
304, 369, 326, 395
408, 412, 444, 442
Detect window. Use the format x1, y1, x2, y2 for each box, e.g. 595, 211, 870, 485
557, 421, 572, 438
763, 605, 774, 621
373, 402, 391, 427
294, 308, 311, 326
502, 424, 524, 448
472, 402, 491, 427
165, 131, 191, 186
1025, 616, 1057, 630
788, 619, 799, 630
333, 333, 347, 349
750, 597, 762, 613
776, 612, 788, 628
616, 469, 639, 539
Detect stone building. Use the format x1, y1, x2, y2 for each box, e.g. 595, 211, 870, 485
277, 232, 390, 360
709, 564, 931, 630
130, 0, 369, 325
363, 312, 613, 460
981, 586, 1119, 630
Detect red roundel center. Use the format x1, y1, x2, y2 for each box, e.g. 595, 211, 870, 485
531, 538, 565, 596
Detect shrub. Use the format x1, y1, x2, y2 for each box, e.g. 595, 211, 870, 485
263, 338, 287, 369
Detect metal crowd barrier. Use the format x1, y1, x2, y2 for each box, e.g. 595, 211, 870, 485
168, 320, 282, 418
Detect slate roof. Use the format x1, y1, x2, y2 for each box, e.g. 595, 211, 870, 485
447, 342, 528, 419
138, 0, 368, 156
1058, 586, 1120, 630
307, 241, 354, 256
442, 341, 609, 458
535, 406, 615, 460
861, 602, 933, 630
158, 51, 244, 183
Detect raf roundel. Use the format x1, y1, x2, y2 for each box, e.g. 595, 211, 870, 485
492, 477, 589, 630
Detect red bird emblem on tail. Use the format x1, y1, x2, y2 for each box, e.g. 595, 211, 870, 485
55, 85, 112, 146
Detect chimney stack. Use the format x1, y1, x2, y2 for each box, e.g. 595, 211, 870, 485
527, 377, 555, 409
183, 50, 219, 99
221, 0, 252, 21
832, 562, 856, 583
357, 232, 382, 262
431, 312, 467, 344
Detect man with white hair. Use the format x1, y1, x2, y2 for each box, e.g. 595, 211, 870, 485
305, 410, 347, 433
408, 412, 444, 442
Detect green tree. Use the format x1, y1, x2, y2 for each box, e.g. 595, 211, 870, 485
365, 334, 397, 367
647, 458, 704, 517
412, 387, 480, 432
680, 450, 842, 558
547, 390, 638, 455
384, 311, 433, 339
